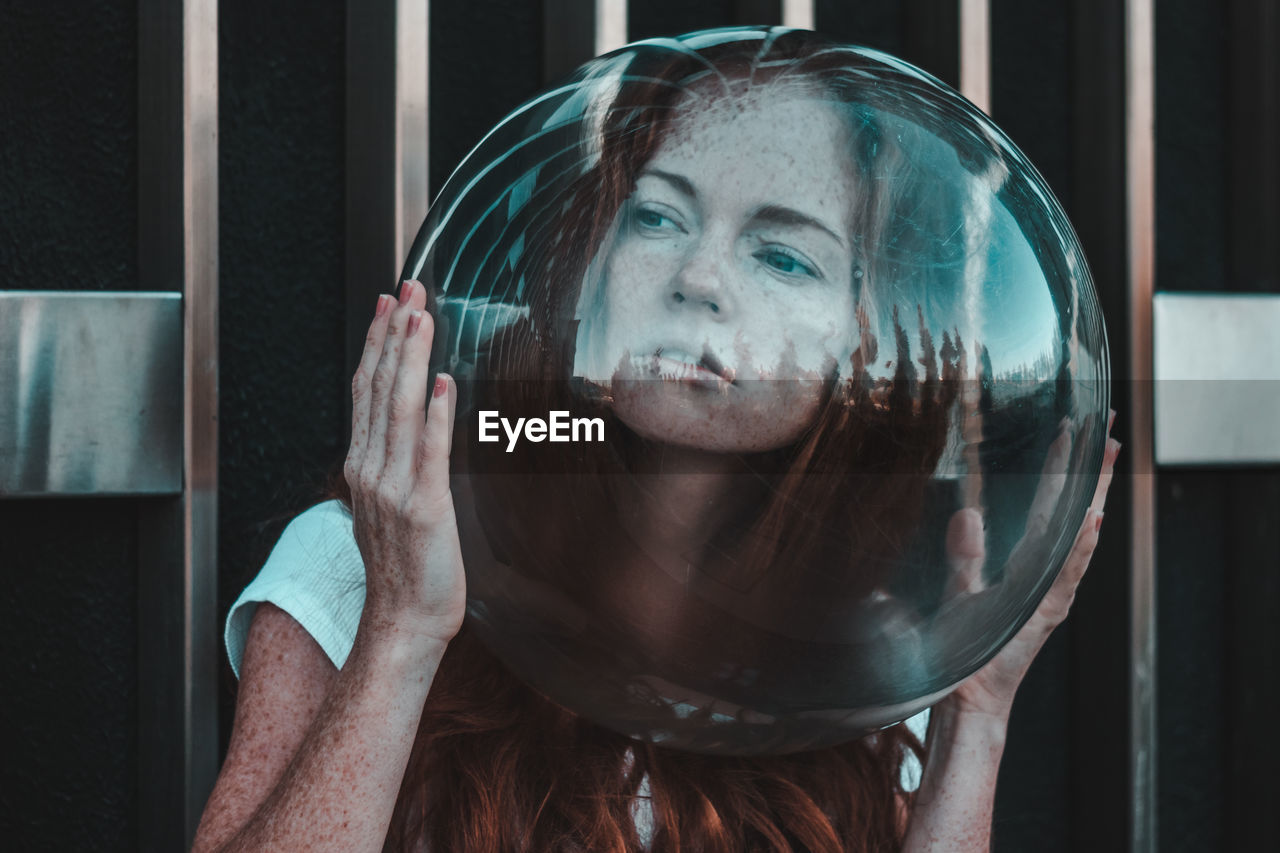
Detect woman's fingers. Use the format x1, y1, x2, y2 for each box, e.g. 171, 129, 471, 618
382, 308, 435, 485
1089, 437, 1120, 517
1090, 409, 1118, 516
944, 507, 987, 596
414, 372, 456, 505
1024, 418, 1074, 539
1039, 424, 1121, 623
345, 293, 393, 477
365, 281, 429, 476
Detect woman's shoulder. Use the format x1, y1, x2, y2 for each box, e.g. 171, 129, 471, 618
224, 500, 368, 679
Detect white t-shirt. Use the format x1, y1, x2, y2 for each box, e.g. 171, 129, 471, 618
225, 501, 930, 843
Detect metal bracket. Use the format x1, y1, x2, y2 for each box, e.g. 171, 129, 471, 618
1153, 292, 1280, 466
0, 291, 183, 497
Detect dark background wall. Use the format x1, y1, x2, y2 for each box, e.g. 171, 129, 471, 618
3, 1, 1274, 850
1, 1, 141, 849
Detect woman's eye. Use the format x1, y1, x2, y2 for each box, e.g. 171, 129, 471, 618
633, 205, 683, 233
757, 248, 819, 280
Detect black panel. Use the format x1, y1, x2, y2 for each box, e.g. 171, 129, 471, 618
900, 0, 959, 87
1156, 0, 1228, 294
429, 0, 542, 199
1066, 0, 1134, 844
1154, 3, 1232, 849
815, 0, 903, 54
0, 2, 138, 289
627, 1, 738, 43
1225, 0, 1279, 294
0, 0, 140, 848
1, 500, 140, 851
1223, 471, 1280, 848
216, 0, 349, 756
995, 629, 1072, 850
1157, 473, 1228, 850
986, 3, 1076, 849
990, 0, 1071, 211
1221, 2, 1280, 844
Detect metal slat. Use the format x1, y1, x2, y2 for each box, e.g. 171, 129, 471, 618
136, 0, 219, 848
0, 292, 183, 497
1152, 293, 1280, 465
780, 0, 814, 30
1126, 3, 1157, 849
958, 0, 990, 114
597, 0, 628, 53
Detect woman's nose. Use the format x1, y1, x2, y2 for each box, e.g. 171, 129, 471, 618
668, 240, 735, 319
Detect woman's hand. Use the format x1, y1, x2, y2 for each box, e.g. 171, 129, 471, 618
902, 413, 1119, 851
344, 279, 465, 646
194, 282, 463, 853
943, 410, 1121, 720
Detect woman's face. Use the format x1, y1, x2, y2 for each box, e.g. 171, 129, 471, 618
577, 87, 860, 453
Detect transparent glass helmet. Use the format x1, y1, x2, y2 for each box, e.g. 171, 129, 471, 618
400, 27, 1109, 755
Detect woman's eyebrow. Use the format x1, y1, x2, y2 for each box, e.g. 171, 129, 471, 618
638, 170, 846, 251
640, 169, 697, 199
748, 204, 847, 251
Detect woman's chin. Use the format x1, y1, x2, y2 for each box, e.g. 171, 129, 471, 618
610, 384, 815, 456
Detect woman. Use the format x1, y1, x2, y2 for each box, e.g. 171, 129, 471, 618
195, 30, 1119, 852
456, 53, 967, 754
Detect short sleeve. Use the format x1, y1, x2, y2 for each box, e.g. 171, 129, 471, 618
224, 500, 367, 679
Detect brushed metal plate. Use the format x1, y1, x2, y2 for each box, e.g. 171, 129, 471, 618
1153, 292, 1280, 465
0, 291, 183, 496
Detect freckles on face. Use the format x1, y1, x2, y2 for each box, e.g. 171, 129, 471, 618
577, 87, 861, 453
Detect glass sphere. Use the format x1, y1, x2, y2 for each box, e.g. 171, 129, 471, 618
400, 27, 1109, 755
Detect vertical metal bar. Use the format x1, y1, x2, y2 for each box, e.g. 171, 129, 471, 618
398, 0, 430, 263
1126, 1, 1156, 850
345, 0, 430, 431
958, 0, 990, 114
137, 0, 219, 849
596, 0, 628, 54
781, 0, 815, 30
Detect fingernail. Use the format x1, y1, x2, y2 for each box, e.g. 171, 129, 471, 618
433, 374, 448, 398
1107, 438, 1122, 459
1094, 511, 1104, 532
376, 294, 390, 318
399, 280, 414, 305
407, 310, 423, 336
1108, 409, 1116, 431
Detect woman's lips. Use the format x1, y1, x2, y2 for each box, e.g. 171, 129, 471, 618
647, 346, 737, 387
696, 346, 736, 384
